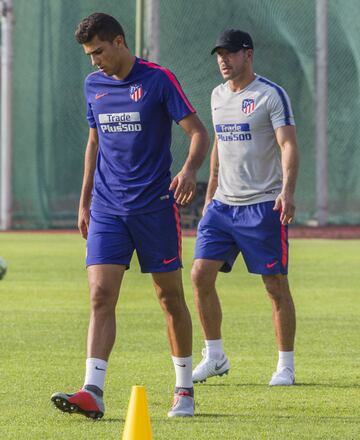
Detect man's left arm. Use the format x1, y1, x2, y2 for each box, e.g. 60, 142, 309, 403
169, 113, 210, 205
274, 125, 300, 225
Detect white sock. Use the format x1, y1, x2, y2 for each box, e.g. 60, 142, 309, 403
84, 358, 108, 391
277, 351, 294, 372
172, 356, 193, 388
205, 339, 224, 360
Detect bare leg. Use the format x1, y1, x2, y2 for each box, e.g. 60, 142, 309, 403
152, 269, 192, 356
87, 264, 126, 360
191, 259, 224, 340
262, 274, 296, 351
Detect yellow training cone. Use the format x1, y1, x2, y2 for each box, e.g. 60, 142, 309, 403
122, 385, 153, 440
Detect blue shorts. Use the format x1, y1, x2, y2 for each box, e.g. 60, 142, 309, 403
194, 200, 288, 275
86, 205, 182, 273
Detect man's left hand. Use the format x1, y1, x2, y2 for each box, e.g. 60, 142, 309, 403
273, 192, 296, 225
169, 169, 197, 205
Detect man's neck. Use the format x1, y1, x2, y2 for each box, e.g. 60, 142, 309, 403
112, 54, 136, 81
228, 72, 256, 92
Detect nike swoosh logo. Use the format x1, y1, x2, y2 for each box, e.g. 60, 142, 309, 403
95, 366, 106, 371
163, 257, 177, 265
175, 363, 186, 367
266, 261, 279, 269
95, 92, 108, 100
214, 360, 227, 371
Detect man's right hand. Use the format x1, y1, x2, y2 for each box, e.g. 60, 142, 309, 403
78, 206, 90, 239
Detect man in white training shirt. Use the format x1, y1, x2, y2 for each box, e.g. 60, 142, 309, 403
191, 29, 299, 386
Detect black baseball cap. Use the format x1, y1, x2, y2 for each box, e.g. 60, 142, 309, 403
211, 29, 253, 54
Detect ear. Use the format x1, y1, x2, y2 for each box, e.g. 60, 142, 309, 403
246, 49, 254, 62
114, 35, 124, 47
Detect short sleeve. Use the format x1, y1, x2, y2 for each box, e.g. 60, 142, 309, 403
86, 102, 97, 128
161, 69, 196, 123
267, 87, 295, 130
84, 79, 97, 128
210, 88, 217, 126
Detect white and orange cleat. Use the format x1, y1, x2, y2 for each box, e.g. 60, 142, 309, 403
168, 388, 194, 417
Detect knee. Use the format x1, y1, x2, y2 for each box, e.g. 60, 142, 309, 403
89, 284, 115, 314
263, 275, 289, 303
157, 288, 183, 316
191, 262, 214, 292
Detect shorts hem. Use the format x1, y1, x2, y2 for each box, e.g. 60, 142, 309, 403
86, 261, 130, 270
141, 263, 183, 274
193, 256, 232, 273
193, 256, 226, 262
247, 267, 288, 275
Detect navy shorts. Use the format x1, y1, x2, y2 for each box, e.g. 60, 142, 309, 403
194, 200, 288, 275
86, 205, 182, 273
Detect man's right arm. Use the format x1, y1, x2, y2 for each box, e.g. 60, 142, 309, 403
203, 136, 219, 214
78, 128, 99, 239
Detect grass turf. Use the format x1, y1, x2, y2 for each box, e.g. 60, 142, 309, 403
0, 234, 359, 439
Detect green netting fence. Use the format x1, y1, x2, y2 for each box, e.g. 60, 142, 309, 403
1, 0, 360, 228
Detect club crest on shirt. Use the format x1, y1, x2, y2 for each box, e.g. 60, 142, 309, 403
129, 84, 143, 102
242, 98, 255, 114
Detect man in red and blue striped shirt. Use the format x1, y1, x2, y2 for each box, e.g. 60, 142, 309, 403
51, 12, 209, 419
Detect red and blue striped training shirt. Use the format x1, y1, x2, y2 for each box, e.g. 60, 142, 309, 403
84, 57, 195, 215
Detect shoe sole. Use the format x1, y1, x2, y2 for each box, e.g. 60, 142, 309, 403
51, 395, 104, 420
193, 369, 229, 384
269, 380, 295, 386
168, 412, 194, 417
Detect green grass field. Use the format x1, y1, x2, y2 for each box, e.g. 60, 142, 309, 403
0, 233, 360, 439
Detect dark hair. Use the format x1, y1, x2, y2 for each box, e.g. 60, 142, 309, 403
75, 12, 127, 46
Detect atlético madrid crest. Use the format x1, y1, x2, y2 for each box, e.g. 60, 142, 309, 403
130, 84, 143, 102
242, 98, 255, 114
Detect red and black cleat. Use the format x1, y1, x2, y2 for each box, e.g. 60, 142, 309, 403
51, 389, 104, 420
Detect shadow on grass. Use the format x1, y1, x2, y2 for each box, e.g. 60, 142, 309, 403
292, 382, 360, 389
65, 417, 125, 424
201, 382, 360, 389
202, 383, 265, 387
195, 413, 238, 418
199, 414, 360, 422
156, 413, 360, 422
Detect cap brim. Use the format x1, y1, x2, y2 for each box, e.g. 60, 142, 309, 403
210, 44, 242, 55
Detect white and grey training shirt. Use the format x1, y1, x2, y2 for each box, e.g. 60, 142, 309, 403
212, 74, 295, 206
